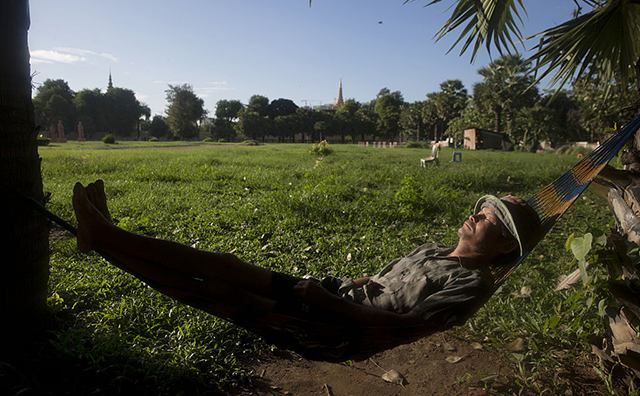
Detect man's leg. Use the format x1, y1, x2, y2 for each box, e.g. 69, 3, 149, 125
75, 182, 274, 298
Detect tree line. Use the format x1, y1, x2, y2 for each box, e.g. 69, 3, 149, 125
35, 55, 638, 146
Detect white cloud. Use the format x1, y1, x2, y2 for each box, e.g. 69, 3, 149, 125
30, 47, 119, 65
31, 49, 86, 64
31, 58, 54, 65
54, 47, 119, 63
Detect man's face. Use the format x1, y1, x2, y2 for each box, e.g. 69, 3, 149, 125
457, 206, 515, 255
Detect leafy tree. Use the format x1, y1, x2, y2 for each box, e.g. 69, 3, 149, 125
473, 55, 538, 135
104, 87, 144, 137
445, 103, 493, 143
33, 78, 76, 130
215, 99, 244, 121
75, 88, 106, 138
335, 99, 361, 142
296, 107, 321, 142
354, 106, 378, 141
236, 109, 270, 141
246, 95, 270, 117
400, 101, 426, 142
274, 114, 300, 142
165, 84, 206, 139
149, 115, 171, 138
572, 75, 640, 141
374, 88, 404, 140
268, 98, 299, 119
210, 118, 237, 141
423, 79, 468, 140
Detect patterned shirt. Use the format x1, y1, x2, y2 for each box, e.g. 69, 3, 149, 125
332, 242, 494, 327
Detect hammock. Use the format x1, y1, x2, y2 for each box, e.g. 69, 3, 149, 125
491, 114, 640, 287
22, 114, 640, 362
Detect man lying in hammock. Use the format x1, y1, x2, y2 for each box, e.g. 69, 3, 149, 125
72, 179, 541, 362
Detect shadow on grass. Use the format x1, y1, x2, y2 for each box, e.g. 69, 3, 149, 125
0, 310, 270, 396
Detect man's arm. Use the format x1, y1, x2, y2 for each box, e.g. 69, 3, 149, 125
294, 280, 419, 327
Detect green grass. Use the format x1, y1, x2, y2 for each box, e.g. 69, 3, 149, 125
37, 142, 614, 393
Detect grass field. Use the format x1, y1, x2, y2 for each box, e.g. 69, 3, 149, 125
39, 142, 615, 393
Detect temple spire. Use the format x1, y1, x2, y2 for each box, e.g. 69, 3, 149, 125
335, 79, 344, 108
108, 69, 113, 90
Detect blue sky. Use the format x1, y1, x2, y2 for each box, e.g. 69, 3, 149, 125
29, 0, 576, 116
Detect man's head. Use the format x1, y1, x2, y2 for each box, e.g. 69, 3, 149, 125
456, 195, 541, 261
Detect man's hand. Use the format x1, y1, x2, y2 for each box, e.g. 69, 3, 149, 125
292, 280, 334, 305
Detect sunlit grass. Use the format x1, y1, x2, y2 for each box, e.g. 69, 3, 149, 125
40, 142, 612, 393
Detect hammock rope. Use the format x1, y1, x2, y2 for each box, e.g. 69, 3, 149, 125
491, 114, 640, 287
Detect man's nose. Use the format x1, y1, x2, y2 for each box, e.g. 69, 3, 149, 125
469, 214, 477, 222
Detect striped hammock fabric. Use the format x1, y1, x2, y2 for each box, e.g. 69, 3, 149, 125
491, 115, 640, 287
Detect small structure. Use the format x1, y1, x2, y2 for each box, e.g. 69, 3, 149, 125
77, 121, 85, 141
56, 120, 67, 143
464, 128, 508, 150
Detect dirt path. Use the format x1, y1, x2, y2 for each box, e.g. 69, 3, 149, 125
243, 331, 512, 395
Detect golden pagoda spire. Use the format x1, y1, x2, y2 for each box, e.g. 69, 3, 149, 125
335, 79, 344, 108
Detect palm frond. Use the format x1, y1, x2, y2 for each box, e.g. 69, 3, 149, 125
529, 0, 640, 93
405, 0, 526, 62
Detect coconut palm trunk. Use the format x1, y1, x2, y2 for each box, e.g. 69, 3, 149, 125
0, 0, 49, 324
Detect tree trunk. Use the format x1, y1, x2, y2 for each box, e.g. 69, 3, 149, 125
494, 108, 502, 133
636, 57, 640, 114
0, 0, 49, 325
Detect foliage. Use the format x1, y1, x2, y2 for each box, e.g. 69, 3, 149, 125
104, 87, 144, 137
246, 95, 270, 117
414, 0, 640, 99
33, 79, 76, 131
572, 75, 640, 141
473, 54, 538, 135
424, 79, 469, 140
149, 115, 171, 138
445, 103, 492, 142
215, 99, 244, 120
268, 98, 299, 119
165, 84, 206, 139
310, 139, 332, 156
102, 133, 116, 144
36, 134, 50, 146
374, 88, 404, 140
400, 101, 426, 142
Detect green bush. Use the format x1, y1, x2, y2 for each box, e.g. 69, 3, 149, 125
240, 139, 260, 146
148, 136, 159, 142
37, 134, 50, 146
310, 140, 332, 156
102, 133, 116, 144
202, 137, 215, 142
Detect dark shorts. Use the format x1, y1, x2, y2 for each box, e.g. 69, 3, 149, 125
270, 272, 341, 318
263, 271, 362, 361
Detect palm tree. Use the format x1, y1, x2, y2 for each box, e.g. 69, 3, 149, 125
0, 0, 49, 325
408, 0, 640, 101
473, 55, 538, 134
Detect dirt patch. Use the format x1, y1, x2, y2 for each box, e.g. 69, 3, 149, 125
243, 331, 511, 395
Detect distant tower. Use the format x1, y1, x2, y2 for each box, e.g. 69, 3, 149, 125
108, 69, 113, 90
335, 79, 344, 108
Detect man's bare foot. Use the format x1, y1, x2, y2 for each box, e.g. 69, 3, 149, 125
72, 182, 111, 253
85, 180, 112, 223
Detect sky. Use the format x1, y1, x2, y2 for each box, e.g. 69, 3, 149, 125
29, 0, 577, 116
